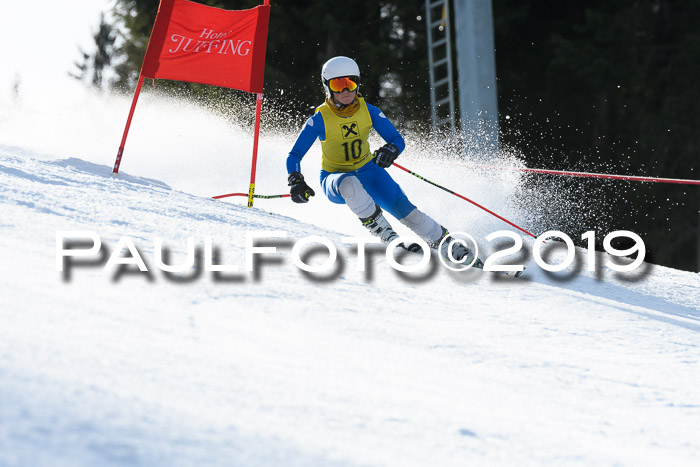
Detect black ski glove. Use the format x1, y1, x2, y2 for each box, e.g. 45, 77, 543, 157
373, 143, 400, 168
288, 171, 315, 203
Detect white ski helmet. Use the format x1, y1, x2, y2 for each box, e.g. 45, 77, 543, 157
321, 56, 360, 95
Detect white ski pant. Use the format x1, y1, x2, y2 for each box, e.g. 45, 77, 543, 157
339, 176, 443, 242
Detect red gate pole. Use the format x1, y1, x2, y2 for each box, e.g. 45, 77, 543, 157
247, 92, 264, 207
113, 75, 146, 174
246, 0, 270, 207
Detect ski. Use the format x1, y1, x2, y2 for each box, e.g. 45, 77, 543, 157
404, 242, 526, 278
469, 257, 526, 278
493, 268, 526, 278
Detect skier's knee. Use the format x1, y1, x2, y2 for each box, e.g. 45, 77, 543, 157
400, 208, 442, 241
400, 208, 424, 228
339, 176, 358, 200
340, 176, 375, 218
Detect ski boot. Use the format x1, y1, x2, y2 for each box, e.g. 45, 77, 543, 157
430, 227, 484, 269
359, 206, 400, 243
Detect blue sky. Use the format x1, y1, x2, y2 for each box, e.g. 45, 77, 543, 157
0, 0, 113, 100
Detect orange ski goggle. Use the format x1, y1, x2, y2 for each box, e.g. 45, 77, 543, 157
328, 77, 359, 93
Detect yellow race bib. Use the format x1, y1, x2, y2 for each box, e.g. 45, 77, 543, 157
316, 98, 373, 172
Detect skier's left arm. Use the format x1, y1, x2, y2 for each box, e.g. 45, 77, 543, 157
367, 103, 405, 168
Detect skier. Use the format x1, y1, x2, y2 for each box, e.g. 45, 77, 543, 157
286, 56, 481, 266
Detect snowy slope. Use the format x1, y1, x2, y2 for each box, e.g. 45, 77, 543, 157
1, 88, 699, 466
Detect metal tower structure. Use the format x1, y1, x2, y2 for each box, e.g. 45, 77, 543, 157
425, 0, 499, 153
453, 0, 499, 153
425, 0, 457, 141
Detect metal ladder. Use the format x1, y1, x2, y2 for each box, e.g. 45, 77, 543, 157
425, 0, 456, 141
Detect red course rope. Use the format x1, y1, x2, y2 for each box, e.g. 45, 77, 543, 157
477, 165, 700, 185
213, 193, 290, 200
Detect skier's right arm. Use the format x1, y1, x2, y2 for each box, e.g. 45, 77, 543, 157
286, 113, 324, 173
287, 113, 324, 203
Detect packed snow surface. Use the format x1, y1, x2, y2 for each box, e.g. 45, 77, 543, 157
0, 88, 699, 466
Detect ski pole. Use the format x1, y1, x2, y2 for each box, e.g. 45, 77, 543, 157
213, 193, 290, 200
392, 162, 538, 239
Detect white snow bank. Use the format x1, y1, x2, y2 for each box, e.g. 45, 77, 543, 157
1, 145, 698, 466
